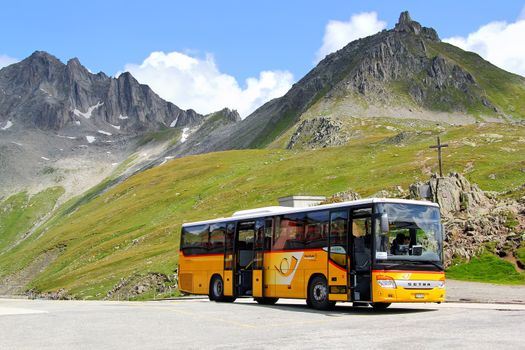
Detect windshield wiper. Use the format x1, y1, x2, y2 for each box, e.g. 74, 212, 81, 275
411, 260, 443, 270
377, 260, 443, 270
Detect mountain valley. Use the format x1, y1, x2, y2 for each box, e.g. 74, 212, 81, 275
0, 12, 524, 298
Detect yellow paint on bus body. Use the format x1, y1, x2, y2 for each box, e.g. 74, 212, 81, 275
179, 251, 445, 304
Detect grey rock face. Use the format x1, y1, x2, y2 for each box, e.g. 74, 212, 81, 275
409, 173, 524, 266
287, 117, 351, 149
394, 11, 439, 41
0, 51, 203, 133
429, 173, 492, 218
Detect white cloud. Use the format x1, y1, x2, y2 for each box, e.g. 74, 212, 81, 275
444, 19, 525, 77
0, 54, 18, 69
315, 12, 387, 63
123, 51, 294, 118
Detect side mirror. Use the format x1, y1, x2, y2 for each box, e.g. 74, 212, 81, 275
380, 213, 389, 233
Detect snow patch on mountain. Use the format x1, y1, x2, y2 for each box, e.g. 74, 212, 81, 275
181, 127, 190, 143
1, 120, 13, 130
73, 102, 104, 119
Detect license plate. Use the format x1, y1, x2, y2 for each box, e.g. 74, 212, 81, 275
415, 293, 425, 299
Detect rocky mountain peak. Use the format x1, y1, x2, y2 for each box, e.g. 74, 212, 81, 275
27, 50, 62, 64
66, 57, 82, 68
0, 50, 205, 132
215, 108, 241, 123
394, 11, 440, 41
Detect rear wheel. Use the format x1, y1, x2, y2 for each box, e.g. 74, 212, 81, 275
308, 276, 335, 310
371, 302, 391, 310
254, 297, 279, 305
209, 275, 224, 301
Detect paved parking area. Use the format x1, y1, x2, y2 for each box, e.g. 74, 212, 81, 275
1, 298, 524, 349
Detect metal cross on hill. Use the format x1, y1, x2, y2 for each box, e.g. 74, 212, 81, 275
429, 136, 448, 177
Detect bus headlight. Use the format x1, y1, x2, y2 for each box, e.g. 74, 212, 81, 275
437, 278, 446, 289
376, 275, 396, 289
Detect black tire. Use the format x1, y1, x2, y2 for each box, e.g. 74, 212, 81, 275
209, 275, 236, 303
254, 297, 279, 305
371, 302, 391, 310
209, 275, 225, 302
308, 275, 336, 310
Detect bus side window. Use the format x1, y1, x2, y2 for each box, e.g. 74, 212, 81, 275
209, 223, 226, 253
282, 213, 306, 250
305, 210, 329, 248
181, 224, 209, 255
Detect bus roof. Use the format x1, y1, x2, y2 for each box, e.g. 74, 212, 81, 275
181, 198, 439, 227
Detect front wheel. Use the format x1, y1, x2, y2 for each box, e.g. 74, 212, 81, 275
371, 302, 391, 310
308, 276, 335, 310
254, 297, 279, 305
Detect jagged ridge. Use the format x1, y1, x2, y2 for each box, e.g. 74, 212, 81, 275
0, 51, 203, 133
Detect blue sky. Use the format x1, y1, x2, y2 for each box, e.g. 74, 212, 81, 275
1, 1, 525, 116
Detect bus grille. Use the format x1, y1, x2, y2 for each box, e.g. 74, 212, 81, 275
179, 273, 193, 291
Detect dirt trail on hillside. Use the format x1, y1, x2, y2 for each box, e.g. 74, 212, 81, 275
0, 249, 59, 295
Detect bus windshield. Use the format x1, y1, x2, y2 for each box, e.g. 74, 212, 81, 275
374, 203, 442, 263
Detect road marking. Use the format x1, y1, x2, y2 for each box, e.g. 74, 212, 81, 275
0, 307, 48, 316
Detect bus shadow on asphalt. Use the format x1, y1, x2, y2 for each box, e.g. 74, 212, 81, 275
240, 302, 437, 316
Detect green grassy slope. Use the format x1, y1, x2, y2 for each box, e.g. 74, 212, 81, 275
428, 42, 525, 119
0, 120, 523, 297
446, 253, 525, 284
0, 187, 64, 253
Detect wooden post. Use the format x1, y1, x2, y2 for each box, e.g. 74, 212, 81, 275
429, 136, 449, 177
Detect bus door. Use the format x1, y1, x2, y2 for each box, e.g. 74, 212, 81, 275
236, 220, 256, 296
223, 222, 236, 297
328, 210, 349, 301
252, 219, 266, 298
350, 207, 373, 302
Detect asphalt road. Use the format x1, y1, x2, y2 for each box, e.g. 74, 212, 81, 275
1, 298, 524, 349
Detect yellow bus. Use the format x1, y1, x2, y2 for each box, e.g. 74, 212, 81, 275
178, 198, 445, 310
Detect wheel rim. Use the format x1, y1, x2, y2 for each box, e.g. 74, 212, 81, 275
213, 279, 223, 297
312, 283, 327, 302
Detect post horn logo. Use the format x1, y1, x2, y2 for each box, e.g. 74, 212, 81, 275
275, 256, 298, 277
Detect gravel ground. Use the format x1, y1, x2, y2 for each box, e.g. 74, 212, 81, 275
445, 279, 525, 304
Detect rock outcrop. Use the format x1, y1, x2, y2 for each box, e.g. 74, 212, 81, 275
394, 11, 440, 41
410, 173, 524, 266
331, 173, 524, 267
287, 117, 351, 149
105, 272, 177, 300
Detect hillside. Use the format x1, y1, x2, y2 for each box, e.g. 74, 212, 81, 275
177, 11, 525, 155
0, 119, 524, 298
